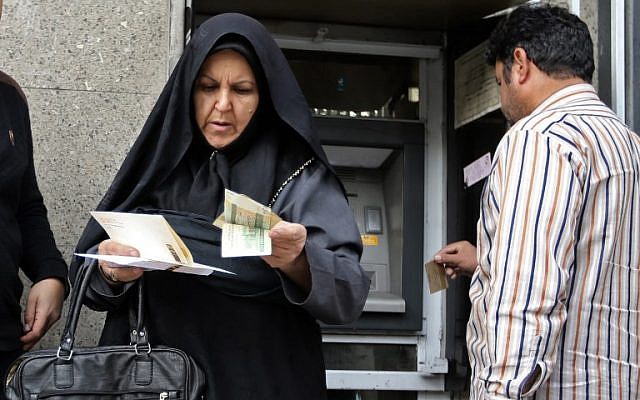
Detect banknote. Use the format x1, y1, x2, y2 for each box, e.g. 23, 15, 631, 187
221, 223, 271, 257
216, 189, 282, 257
223, 189, 281, 229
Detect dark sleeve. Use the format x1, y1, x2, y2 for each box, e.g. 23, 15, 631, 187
276, 163, 370, 324
16, 93, 69, 292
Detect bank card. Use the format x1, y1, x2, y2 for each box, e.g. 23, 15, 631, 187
425, 260, 448, 293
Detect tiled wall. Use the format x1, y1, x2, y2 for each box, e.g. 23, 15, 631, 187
0, 0, 170, 347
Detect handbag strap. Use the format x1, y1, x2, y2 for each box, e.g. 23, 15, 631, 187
128, 277, 149, 350
59, 263, 149, 357
59, 263, 95, 355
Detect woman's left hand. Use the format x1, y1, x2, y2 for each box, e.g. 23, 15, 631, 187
262, 221, 311, 290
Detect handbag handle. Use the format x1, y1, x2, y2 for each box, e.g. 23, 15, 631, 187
58, 263, 148, 358
128, 277, 150, 351
58, 263, 95, 357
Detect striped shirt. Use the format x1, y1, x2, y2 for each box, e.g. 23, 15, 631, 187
468, 84, 640, 399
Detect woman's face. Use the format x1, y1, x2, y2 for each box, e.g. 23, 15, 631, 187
193, 49, 259, 149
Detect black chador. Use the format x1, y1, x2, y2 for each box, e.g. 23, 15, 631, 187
72, 13, 370, 400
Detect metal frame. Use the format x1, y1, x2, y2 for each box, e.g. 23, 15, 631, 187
420, 57, 448, 377
323, 334, 419, 345
626, 0, 639, 131
611, 0, 626, 121
295, 31, 446, 391
273, 35, 441, 59
597, 0, 612, 107
569, 0, 581, 16
168, 0, 187, 75
326, 370, 444, 391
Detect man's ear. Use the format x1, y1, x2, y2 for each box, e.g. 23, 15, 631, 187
512, 47, 530, 84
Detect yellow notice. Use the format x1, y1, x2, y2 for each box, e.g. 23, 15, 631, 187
425, 260, 448, 294
361, 235, 379, 246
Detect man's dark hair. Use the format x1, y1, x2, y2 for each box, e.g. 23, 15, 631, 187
485, 4, 594, 83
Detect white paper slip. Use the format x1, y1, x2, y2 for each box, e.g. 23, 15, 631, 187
463, 152, 492, 188
90, 211, 192, 265
86, 211, 238, 276
74, 253, 236, 276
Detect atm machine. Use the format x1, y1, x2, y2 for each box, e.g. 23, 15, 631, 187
280, 47, 448, 399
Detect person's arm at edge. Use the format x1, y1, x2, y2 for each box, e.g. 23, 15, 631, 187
13, 87, 68, 349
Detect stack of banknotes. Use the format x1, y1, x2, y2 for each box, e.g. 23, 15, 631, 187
214, 189, 282, 257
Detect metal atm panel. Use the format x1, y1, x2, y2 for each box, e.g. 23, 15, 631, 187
327, 147, 405, 314
316, 117, 424, 331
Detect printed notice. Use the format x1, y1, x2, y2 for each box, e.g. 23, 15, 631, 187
75, 211, 234, 276
361, 235, 379, 246
463, 152, 492, 188
454, 40, 501, 129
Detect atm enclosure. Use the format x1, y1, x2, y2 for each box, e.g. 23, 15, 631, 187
185, 1, 527, 397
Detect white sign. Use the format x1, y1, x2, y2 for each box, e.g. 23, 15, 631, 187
454, 40, 501, 129
463, 152, 492, 188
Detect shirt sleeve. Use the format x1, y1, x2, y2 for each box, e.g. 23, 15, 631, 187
275, 162, 371, 325
15, 93, 69, 290
477, 129, 584, 398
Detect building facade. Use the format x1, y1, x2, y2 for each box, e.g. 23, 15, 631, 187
0, 0, 636, 398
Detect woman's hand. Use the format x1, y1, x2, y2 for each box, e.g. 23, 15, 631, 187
97, 239, 144, 285
20, 278, 65, 350
261, 221, 311, 291
433, 240, 478, 279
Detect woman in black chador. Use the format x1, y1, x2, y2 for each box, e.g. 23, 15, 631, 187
71, 12, 370, 400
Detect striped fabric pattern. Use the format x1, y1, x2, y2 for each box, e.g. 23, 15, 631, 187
468, 84, 640, 399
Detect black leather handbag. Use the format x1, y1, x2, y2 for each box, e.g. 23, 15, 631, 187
4, 263, 207, 399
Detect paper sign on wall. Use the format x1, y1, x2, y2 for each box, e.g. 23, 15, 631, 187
463, 152, 492, 188
454, 40, 501, 129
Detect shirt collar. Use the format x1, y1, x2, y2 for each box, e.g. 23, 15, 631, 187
530, 83, 599, 115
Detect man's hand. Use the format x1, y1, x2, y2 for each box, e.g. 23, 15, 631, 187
20, 278, 65, 350
434, 240, 478, 279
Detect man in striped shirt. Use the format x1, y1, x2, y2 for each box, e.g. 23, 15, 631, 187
435, 4, 640, 399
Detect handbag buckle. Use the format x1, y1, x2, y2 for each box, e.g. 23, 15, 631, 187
56, 346, 73, 361
134, 343, 152, 355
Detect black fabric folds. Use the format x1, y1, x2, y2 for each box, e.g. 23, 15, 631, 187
72, 14, 332, 297
73, 13, 333, 258
130, 207, 283, 298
